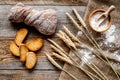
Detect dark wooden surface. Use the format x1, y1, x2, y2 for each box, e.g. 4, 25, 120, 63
0, 0, 88, 80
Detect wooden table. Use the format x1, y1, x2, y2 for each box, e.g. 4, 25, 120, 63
0, 0, 88, 80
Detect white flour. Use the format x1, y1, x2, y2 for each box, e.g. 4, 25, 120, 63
113, 51, 120, 62
90, 12, 109, 31
77, 49, 95, 67
104, 25, 116, 44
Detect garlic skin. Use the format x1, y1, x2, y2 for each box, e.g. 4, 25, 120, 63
8, 2, 58, 35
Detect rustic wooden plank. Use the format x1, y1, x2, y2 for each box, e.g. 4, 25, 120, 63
0, 38, 68, 70
0, 0, 88, 6
0, 56, 60, 70
0, 5, 86, 70
0, 70, 60, 80
0, 3, 88, 80
0, 5, 86, 37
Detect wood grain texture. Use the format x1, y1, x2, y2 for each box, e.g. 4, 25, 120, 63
0, 0, 88, 6
60, 0, 120, 80
0, 5, 86, 37
0, 38, 67, 70
0, 1, 87, 79
0, 70, 60, 80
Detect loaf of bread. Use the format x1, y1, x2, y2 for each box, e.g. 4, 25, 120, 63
8, 2, 58, 35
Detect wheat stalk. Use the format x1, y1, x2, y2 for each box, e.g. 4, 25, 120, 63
50, 44, 69, 59
62, 25, 80, 43
57, 30, 77, 50
67, 10, 119, 79
48, 39, 66, 54
52, 51, 99, 80
45, 53, 78, 80
68, 55, 101, 80
48, 39, 101, 80
52, 52, 73, 65
72, 8, 120, 79
71, 50, 107, 80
